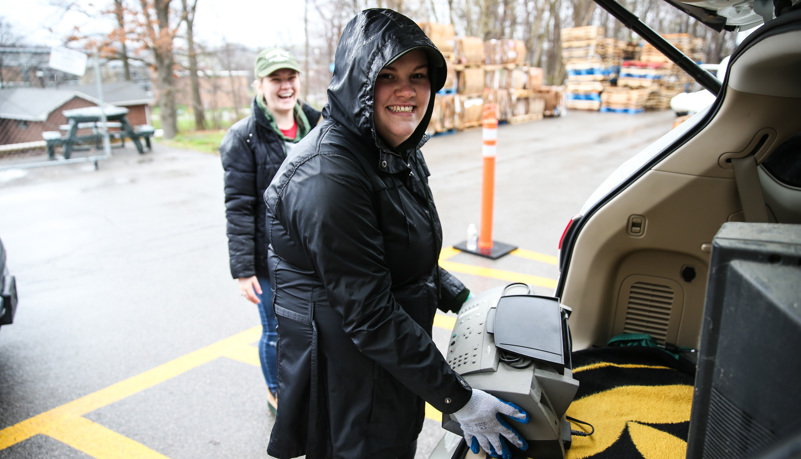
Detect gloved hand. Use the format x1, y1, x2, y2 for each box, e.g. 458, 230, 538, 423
451, 389, 530, 459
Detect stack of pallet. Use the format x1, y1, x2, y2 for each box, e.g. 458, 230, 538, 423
452, 36, 487, 130
419, 23, 455, 52
484, 39, 527, 66
483, 41, 546, 124
537, 86, 565, 117
481, 38, 546, 124
524, 67, 546, 121
640, 33, 706, 110
491, 66, 546, 123
420, 22, 457, 134
419, 22, 458, 92
618, 61, 666, 89
600, 87, 650, 113
640, 33, 705, 64
611, 33, 707, 111
622, 41, 641, 61
421, 23, 555, 135
616, 60, 673, 111
561, 26, 623, 111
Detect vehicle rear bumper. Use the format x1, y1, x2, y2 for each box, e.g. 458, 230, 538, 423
1, 271, 18, 326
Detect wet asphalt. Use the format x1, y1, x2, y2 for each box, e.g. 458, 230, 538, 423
0, 108, 676, 458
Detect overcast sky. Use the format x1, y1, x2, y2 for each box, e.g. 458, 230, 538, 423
0, 0, 306, 49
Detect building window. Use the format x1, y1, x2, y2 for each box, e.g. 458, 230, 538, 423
15, 120, 29, 130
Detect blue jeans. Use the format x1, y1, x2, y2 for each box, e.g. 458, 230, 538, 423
256, 277, 278, 395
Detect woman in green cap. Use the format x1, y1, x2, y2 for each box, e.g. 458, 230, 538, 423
220, 48, 321, 415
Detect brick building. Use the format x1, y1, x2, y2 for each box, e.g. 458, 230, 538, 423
0, 82, 153, 146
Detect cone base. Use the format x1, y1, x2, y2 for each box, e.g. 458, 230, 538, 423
453, 240, 517, 259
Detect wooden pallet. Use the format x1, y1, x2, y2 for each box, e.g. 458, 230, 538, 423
622, 60, 666, 69
454, 36, 485, 67
621, 67, 666, 79
601, 87, 650, 106
561, 26, 605, 42
567, 81, 605, 93
618, 77, 659, 89
508, 113, 544, 124
566, 99, 601, 111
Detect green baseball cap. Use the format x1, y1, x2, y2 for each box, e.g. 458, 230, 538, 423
254, 48, 301, 78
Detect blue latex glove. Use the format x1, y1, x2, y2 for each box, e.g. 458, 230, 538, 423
452, 389, 530, 459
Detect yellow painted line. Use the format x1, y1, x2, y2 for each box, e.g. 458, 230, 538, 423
44, 416, 168, 458
439, 246, 464, 261
510, 248, 558, 266
439, 247, 558, 289
0, 326, 261, 452
440, 259, 557, 289
441, 246, 558, 266
433, 313, 456, 331
425, 402, 442, 422
221, 342, 262, 367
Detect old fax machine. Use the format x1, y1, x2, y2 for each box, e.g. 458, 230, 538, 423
442, 283, 580, 458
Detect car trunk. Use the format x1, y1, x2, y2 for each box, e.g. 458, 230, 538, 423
556, 5, 801, 350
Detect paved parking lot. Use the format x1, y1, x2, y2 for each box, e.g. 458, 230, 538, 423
0, 109, 676, 458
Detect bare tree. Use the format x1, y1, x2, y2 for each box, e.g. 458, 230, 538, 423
522, 0, 552, 67
112, 0, 132, 81
575, 0, 597, 27
0, 17, 24, 46
304, 0, 310, 101
138, 0, 179, 138
0, 18, 25, 89
181, 0, 205, 130
549, 0, 565, 84
56, 0, 182, 137
216, 41, 249, 121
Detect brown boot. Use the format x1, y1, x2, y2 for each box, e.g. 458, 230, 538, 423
266, 388, 278, 415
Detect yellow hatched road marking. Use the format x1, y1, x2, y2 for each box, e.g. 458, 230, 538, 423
44, 416, 169, 458
439, 246, 557, 290
439, 259, 557, 290
0, 327, 261, 453
433, 313, 456, 331
425, 402, 443, 423
0, 246, 557, 453
511, 248, 559, 266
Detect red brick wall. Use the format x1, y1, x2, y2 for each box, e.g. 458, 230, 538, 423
124, 104, 151, 127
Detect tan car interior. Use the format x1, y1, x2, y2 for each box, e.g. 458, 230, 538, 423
562, 25, 801, 350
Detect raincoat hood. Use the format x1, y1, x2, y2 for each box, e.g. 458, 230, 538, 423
324, 8, 447, 155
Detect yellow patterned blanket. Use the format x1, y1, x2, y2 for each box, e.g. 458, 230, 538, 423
565, 346, 696, 459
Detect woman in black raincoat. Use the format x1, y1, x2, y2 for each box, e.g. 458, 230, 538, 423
265, 9, 529, 459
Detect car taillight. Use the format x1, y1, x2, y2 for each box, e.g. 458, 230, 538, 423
558, 218, 575, 250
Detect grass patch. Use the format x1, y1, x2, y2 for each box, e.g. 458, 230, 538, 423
159, 130, 227, 154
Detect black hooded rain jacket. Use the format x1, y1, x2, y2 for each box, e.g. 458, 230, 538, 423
264, 8, 472, 459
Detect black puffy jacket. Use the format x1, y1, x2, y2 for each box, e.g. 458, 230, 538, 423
264, 9, 472, 459
220, 98, 320, 279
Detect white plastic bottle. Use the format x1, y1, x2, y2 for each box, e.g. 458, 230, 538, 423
466, 223, 478, 251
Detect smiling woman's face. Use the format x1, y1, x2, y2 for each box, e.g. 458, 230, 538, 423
258, 68, 300, 116
374, 49, 431, 148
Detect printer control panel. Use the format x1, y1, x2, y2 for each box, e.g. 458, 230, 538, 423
446, 283, 532, 375
447, 293, 497, 374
